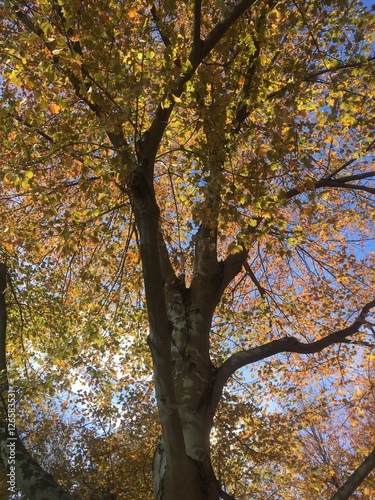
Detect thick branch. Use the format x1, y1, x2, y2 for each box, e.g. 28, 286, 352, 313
143, 0, 259, 172
130, 172, 189, 469
212, 298, 375, 410
191, 0, 259, 66
158, 229, 179, 285
150, 4, 172, 48
193, 0, 202, 48
192, 224, 219, 287
187, 225, 222, 349
213, 249, 249, 306
330, 447, 375, 500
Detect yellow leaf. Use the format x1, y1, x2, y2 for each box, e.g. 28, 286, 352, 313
338, 276, 350, 285
49, 103, 61, 114
128, 8, 138, 18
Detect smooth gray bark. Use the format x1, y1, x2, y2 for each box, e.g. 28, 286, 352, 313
0, 264, 73, 499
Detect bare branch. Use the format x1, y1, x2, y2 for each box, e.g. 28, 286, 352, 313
329, 171, 375, 183
330, 447, 375, 500
284, 168, 375, 200
321, 181, 375, 195
243, 261, 266, 298
212, 298, 375, 410
305, 56, 375, 83
267, 57, 375, 103
9, 113, 55, 144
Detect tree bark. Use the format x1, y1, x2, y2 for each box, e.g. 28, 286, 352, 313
151, 226, 246, 499
0, 430, 73, 500
0, 263, 73, 500
151, 279, 220, 499
330, 447, 375, 500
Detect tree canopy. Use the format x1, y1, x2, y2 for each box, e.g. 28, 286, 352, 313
0, 0, 375, 499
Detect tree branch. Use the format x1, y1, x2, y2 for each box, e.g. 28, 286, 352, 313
126, 1, 263, 470
192, 224, 219, 286
284, 169, 375, 200
0, 428, 74, 500
0, 264, 73, 498
192, 0, 259, 66
130, 175, 188, 469
150, 4, 172, 48
9, 113, 55, 144
158, 229, 179, 285
328, 170, 375, 183
12, 4, 134, 168
140, 0, 260, 326
13, 6, 99, 114
211, 298, 375, 410
233, 0, 277, 132
266, 56, 375, 102
320, 181, 375, 195
213, 249, 249, 306
193, 0, 202, 49
305, 56, 375, 83
243, 261, 266, 298
330, 446, 375, 500
143, 0, 260, 173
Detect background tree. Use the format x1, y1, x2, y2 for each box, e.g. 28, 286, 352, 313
0, 0, 375, 499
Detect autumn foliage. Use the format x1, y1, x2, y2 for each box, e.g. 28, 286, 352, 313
0, 0, 375, 499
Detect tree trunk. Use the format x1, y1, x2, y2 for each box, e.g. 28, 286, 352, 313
152, 279, 222, 499
153, 414, 220, 500
0, 429, 73, 500
0, 263, 73, 499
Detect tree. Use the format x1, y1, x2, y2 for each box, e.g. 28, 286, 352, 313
0, 0, 375, 498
